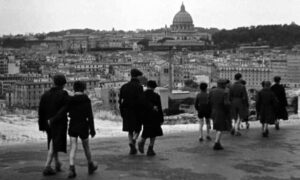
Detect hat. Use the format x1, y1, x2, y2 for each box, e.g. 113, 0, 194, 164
130, 69, 143, 78
53, 74, 67, 86
147, 80, 157, 89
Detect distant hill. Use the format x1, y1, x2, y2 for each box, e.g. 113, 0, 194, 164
47, 28, 97, 37
212, 24, 300, 49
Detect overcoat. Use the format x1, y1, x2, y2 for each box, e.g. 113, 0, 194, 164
119, 78, 144, 132
209, 87, 231, 131
68, 94, 95, 138
256, 88, 278, 124
229, 81, 249, 120
271, 84, 288, 120
38, 87, 69, 153
141, 89, 164, 138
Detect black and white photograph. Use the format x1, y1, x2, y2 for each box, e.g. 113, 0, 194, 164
0, 0, 300, 179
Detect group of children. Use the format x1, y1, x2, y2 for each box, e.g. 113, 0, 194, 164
194, 74, 289, 150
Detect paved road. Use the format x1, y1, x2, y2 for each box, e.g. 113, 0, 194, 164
1, 122, 300, 180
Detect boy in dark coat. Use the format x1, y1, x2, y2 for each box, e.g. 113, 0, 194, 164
119, 69, 144, 155
138, 80, 164, 156
194, 82, 211, 142
271, 76, 288, 130
38, 74, 69, 176
256, 81, 278, 137
67, 81, 97, 178
209, 79, 231, 150
229, 73, 248, 136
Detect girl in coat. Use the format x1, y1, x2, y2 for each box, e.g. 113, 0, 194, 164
67, 81, 97, 178
256, 81, 278, 137
138, 80, 164, 156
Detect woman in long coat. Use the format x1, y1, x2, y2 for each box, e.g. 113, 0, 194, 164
271, 76, 288, 130
209, 79, 231, 150
256, 81, 278, 137
38, 74, 69, 176
138, 80, 164, 156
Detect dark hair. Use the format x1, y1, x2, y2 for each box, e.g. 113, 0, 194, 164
234, 73, 242, 80
147, 80, 157, 89
73, 81, 86, 92
130, 69, 143, 78
261, 81, 265, 87
240, 80, 246, 85
53, 74, 66, 87
264, 81, 271, 88
274, 76, 281, 83
225, 79, 230, 84
199, 82, 208, 91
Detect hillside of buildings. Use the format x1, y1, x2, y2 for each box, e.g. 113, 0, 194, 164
213, 24, 300, 49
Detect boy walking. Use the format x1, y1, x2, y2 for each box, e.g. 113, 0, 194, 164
67, 81, 97, 178
194, 82, 211, 142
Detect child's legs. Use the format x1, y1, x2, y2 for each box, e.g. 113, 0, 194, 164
205, 118, 211, 136
69, 137, 78, 166
199, 118, 204, 138
81, 138, 92, 163
45, 140, 54, 167
215, 131, 222, 143
149, 137, 156, 147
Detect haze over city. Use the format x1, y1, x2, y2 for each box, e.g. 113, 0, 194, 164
0, 0, 300, 35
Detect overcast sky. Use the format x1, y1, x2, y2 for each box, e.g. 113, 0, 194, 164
0, 0, 299, 35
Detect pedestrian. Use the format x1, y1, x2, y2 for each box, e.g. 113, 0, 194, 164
256, 81, 278, 137
119, 69, 144, 155
38, 74, 69, 176
271, 76, 288, 130
137, 80, 164, 156
229, 73, 248, 136
194, 82, 211, 142
67, 81, 97, 178
240, 80, 250, 129
209, 79, 231, 150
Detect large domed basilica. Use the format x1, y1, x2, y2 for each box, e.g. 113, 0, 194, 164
171, 3, 194, 32
148, 3, 212, 51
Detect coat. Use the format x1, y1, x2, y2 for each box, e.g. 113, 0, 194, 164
256, 88, 278, 124
209, 87, 231, 131
141, 89, 164, 138
119, 78, 144, 132
38, 87, 69, 153
271, 84, 288, 120
229, 81, 249, 120
68, 94, 95, 137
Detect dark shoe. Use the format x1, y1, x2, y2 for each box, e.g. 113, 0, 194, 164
129, 143, 137, 155
230, 129, 235, 136
213, 143, 224, 150
68, 165, 76, 178
262, 130, 269, 138
235, 131, 242, 136
198, 137, 204, 142
147, 146, 156, 156
206, 136, 212, 141
138, 141, 145, 154
43, 166, 56, 176
55, 162, 62, 172
275, 123, 280, 130
88, 162, 98, 175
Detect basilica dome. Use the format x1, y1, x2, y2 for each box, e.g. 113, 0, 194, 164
171, 3, 194, 32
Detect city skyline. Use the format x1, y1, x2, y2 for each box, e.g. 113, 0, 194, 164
0, 0, 300, 35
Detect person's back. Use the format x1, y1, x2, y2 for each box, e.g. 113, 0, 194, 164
68, 94, 93, 133
143, 89, 164, 126
119, 79, 143, 108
